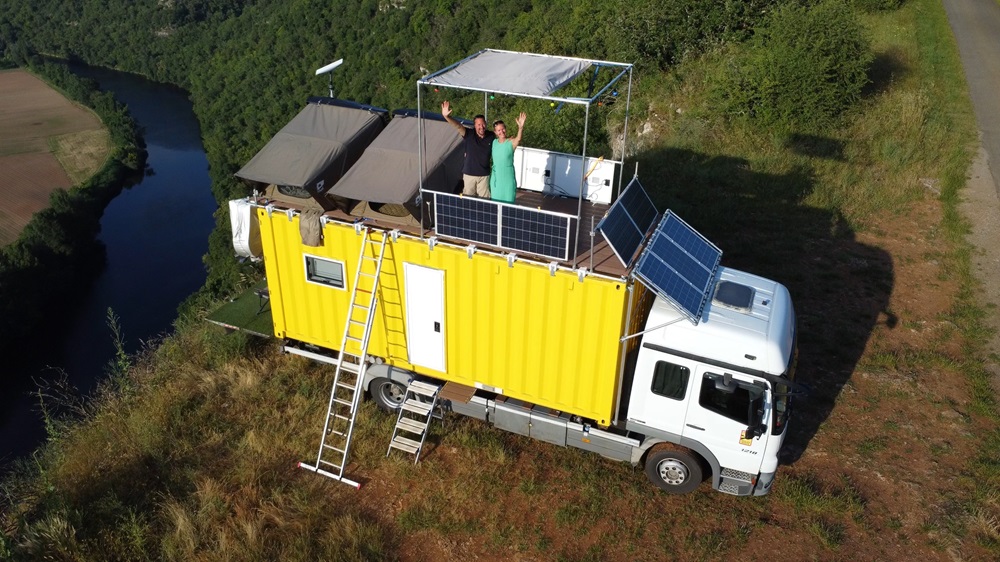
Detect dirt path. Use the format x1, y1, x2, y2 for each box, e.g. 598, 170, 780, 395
943, 0, 1000, 385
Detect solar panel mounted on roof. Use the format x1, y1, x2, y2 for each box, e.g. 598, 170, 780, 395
596, 178, 658, 267
433, 192, 499, 246
501, 206, 574, 261
432, 192, 576, 261
635, 211, 721, 325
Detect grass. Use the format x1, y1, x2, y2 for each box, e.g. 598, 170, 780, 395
2, 0, 999, 560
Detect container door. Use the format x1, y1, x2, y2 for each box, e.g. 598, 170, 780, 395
403, 263, 446, 372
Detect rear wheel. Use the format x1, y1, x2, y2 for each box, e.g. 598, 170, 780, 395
370, 377, 406, 412
644, 446, 704, 494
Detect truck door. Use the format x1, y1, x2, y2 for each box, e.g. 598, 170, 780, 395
403, 263, 446, 372
628, 349, 698, 440
683, 369, 769, 474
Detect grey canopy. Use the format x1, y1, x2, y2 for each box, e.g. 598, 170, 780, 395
235, 100, 386, 194
328, 113, 464, 204
420, 50, 592, 98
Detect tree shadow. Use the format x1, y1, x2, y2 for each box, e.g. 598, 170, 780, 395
865, 49, 909, 98
632, 146, 895, 465
784, 133, 846, 161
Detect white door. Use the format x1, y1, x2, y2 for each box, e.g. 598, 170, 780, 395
627, 349, 697, 439
403, 263, 446, 372
682, 368, 769, 474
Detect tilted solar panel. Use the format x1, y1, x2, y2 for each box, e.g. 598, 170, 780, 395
596, 178, 658, 267
634, 211, 721, 324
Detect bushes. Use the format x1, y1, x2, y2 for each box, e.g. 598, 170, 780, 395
610, 0, 781, 68
715, 0, 873, 132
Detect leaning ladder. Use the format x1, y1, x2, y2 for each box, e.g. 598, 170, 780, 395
386, 380, 442, 463
299, 228, 388, 487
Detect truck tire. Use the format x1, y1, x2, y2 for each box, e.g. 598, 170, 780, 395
370, 377, 406, 412
644, 447, 704, 494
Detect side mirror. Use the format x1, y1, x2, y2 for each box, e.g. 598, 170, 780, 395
714, 373, 737, 393
746, 394, 766, 438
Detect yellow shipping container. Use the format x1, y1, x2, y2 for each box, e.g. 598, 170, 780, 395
257, 208, 631, 425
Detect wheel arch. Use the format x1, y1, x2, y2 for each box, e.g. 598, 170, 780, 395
637, 438, 722, 489
363, 363, 416, 395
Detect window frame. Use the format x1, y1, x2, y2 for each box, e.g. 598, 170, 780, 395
698, 372, 764, 425
649, 360, 690, 401
303, 254, 347, 290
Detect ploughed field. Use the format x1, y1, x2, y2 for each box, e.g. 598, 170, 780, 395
0, 69, 109, 245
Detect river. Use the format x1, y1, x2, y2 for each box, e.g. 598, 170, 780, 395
0, 65, 216, 464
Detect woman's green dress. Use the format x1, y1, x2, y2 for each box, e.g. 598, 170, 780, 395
490, 139, 516, 203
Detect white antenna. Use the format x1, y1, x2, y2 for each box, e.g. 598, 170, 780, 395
315, 59, 344, 98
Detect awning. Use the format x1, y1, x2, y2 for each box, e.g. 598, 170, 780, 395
328, 113, 464, 204
420, 50, 593, 98
235, 99, 386, 194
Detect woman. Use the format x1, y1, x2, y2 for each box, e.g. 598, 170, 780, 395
489, 111, 527, 204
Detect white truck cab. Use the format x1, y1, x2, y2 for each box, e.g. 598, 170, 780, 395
626, 267, 798, 495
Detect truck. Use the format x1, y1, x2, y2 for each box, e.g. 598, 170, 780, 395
223, 50, 802, 496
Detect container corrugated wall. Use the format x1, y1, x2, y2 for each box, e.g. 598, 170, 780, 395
258, 210, 629, 425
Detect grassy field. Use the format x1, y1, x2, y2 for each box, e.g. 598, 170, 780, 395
0, 69, 110, 246
2, 0, 998, 560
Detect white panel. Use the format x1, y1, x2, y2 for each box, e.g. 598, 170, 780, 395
513, 146, 617, 203
403, 263, 446, 372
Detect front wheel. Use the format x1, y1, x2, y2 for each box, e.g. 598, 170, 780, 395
370, 377, 406, 412
644, 447, 704, 494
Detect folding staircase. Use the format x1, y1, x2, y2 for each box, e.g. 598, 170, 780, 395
386, 380, 442, 462
299, 228, 388, 487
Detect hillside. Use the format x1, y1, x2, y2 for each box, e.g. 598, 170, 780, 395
1, 0, 999, 559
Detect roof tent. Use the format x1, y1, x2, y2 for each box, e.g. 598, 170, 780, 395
417, 49, 633, 267
236, 97, 388, 210
328, 111, 464, 205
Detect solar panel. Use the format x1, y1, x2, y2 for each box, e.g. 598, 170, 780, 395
433, 192, 574, 261
433, 192, 499, 246
596, 178, 658, 267
635, 211, 721, 324
501, 206, 574, 261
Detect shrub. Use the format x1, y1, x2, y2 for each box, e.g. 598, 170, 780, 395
715, 0, 873, 131
609, 0, 781, 69
852, 0, 905, 13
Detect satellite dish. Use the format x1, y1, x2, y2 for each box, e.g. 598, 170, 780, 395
315, 59, 345, 97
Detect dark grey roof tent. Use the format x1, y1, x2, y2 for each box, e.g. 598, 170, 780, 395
328, 111, 465, 226
235, 97, 388, 211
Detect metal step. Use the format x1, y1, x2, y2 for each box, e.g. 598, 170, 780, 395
395, 417, 427, 434
401, 398, 433, 416
408, 380, 442, 397
389, 435, 422, 454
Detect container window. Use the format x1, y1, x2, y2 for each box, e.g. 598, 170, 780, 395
305, 255, 345, 289
650, 361, 690, 400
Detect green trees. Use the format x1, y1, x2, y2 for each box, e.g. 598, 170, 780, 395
715, 0, 873, 131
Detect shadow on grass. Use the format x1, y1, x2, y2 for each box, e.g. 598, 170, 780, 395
865, 49, 910, 98
633, 146, 895, 464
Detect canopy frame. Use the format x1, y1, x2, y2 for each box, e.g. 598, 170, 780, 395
415, 49, 634, 267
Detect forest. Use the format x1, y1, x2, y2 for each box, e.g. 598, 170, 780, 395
5, 0, 999, 560
0, 0, 885, 305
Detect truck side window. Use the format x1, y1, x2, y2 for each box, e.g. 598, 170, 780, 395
699, 373, 752, 423
650, 361, 690, 400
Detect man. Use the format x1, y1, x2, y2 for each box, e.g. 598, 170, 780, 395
441, 100, 495, 198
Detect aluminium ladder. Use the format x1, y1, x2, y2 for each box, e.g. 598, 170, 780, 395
386, 380, 442, 463
299, 228, 388, 487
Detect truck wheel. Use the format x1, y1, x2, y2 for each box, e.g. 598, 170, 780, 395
644, 447, 704, 494
370, 377, 406, 412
